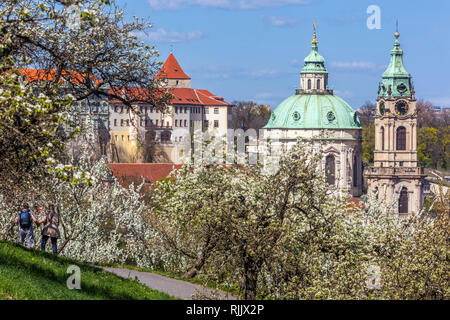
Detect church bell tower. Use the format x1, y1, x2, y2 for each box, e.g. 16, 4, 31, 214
365, 27, 426, 215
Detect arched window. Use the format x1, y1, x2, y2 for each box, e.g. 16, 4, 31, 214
325, 155, 336, 186
317, 79, 321, 90
380, 126, 385, 151
353, 155, 358, 187
308, 79, 312, 90
396, 127, 406, 150
399, 187, 408, 214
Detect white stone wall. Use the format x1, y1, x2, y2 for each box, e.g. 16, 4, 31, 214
263, 128, 363, 197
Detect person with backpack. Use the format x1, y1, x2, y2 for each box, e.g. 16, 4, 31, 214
14, 203, 40, 248
39, 204, 61, 255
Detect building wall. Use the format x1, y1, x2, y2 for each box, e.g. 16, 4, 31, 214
263, 128, 363, 197
109, 103, 231, 163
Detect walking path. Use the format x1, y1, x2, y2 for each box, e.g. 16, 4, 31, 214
101, 267, 238, 300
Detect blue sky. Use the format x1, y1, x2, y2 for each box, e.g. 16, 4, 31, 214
117, 0, 450, 109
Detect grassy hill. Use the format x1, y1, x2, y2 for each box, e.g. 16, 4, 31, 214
0, 241, 175, 300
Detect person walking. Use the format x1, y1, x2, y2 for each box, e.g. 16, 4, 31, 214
14, 203, 40, 249
39, 204, 61, 255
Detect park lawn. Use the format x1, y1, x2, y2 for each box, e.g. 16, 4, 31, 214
0, 241, 175, 300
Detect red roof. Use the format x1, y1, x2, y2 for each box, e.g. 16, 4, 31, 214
19, 69, 100, 85
169, 88, 230, 106
154, 53, 191, 80
346, 197, 364, 213
108, 87, 230, 106
109, 163, 183, 187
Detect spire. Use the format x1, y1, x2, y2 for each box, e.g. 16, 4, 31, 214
312, 20, 318, 44
378, 23, 412, 98
301, 20, 327, 74
395, 19, 400, 39
154, 53, 191, 80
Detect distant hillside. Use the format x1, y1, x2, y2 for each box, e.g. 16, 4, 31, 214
0, 241, 174, 300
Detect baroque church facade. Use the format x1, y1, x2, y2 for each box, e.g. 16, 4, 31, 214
263, 25, 363, 197
365, 30, 426, 215
263, 25, 425, 214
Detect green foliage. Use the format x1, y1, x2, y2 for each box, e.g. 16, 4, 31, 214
232, 101, 271, 131
0, 61, 76, 194
418, 127, 439, 168
0, 241, 174, 300
362, 123, 375, 166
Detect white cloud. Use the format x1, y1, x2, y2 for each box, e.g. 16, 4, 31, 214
334, 90, 355, 98
148, 0, 310, 11
331, 61, 378, 70
139, 29, 204, 43
261, 15, 299, 27
192, 66, 281, 80
242, 68, 280, 79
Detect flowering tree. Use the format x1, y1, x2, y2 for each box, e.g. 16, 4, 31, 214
0, 0, 171, 108
149, 141, 366, 299
0, 59, 75, 196
0, 0, 171, 194
356, 189, 449, 300
0, 141, 159, 266
147, 139, 449, 300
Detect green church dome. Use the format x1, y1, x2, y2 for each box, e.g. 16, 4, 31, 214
264, 94, 361, 130
264, 23, 361, 131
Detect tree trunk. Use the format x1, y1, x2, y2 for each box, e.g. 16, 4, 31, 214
183, 252, 207, 279
57, 238, 71, 255
243, 259, 259, 300
183, 235, 212, 278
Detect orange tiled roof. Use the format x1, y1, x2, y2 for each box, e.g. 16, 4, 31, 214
109, 163, 183, 186
19, 69, 100, 85
346, 197, 364, 213
108, 87, 230, 106
154, 53, 191, 80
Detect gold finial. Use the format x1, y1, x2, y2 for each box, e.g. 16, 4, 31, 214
312, 20, 318, 44
394, 19, 400, 39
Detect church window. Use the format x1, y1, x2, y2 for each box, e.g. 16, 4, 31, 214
396, 127, 407, 150
381, 126, 385, 150
399, 187, 408, 214
353, 155, 358, 187
317, 79, 321, 90
308, 79, 312, 90
325, 155, 336, 186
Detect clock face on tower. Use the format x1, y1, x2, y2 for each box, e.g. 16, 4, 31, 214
379, 101, 385, 115
395, 101, 408, 115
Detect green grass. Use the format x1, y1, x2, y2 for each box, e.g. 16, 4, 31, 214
0, 241, 176, 300
99, 262, 242, 298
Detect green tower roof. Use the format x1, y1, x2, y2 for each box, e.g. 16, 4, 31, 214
301, 23, 328, 74
378, 30, 413, 98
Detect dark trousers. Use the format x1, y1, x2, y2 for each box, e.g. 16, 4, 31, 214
41, 235, 58, 255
